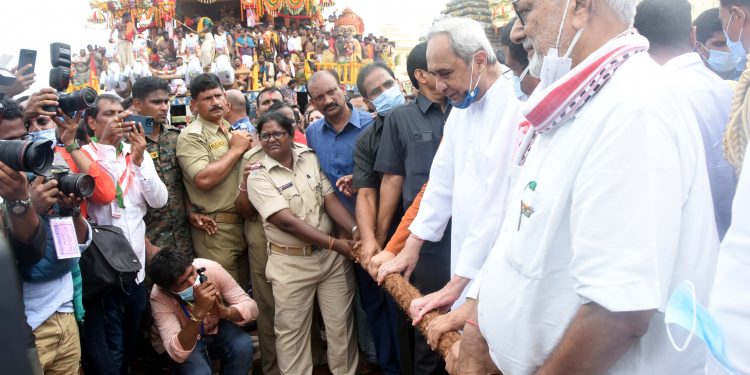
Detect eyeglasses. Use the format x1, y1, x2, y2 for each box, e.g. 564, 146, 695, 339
512, 0, 528, 26
260, 131, 288, 142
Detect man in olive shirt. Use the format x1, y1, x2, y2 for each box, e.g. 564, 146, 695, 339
176, 73, 253, 285
134, 77, 196, 255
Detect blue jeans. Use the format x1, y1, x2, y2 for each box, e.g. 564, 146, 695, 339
81, 283, 147, 375
172, 319, 254, 375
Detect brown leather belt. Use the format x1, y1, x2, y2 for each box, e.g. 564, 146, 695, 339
210, 212, 243, 224
268, 242, 321, 256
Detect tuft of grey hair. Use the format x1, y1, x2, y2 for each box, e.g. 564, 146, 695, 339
427, 17, 498, 65
606, 0, 637, 25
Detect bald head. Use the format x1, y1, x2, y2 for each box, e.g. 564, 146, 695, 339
226, 89, 247, 116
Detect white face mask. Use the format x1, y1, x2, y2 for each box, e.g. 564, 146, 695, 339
538, 0, 584, 87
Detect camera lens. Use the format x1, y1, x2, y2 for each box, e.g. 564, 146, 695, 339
0, 140, 54, 175
58, 87, 98, 115
57, 173, 95, 198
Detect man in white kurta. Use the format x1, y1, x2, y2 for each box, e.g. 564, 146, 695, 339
458, 0, 719, 373
634, 0, 736, 240
707, 146, 750, 375
376, 17, 521, 315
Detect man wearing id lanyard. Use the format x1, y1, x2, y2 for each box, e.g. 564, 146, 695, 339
0, 96, 92, 375
149, 249, 258, 374
80, 94, 169, 374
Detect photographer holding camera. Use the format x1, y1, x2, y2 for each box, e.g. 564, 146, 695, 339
23, 88, 116, 217
79, 94, 168, 375
0, 97, 92, 375
149, 249, 258, 374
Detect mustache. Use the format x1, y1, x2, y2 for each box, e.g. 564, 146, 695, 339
324, 103, 339, 111
210, 105, 224, 111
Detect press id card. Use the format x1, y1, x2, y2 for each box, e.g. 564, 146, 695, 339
50, 217, 81, 259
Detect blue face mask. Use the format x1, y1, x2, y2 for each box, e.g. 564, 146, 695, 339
665, 281, 737, 374
724, 13, 747, 71
28, 128, 57, 148
703, 46, 742, 73
450, 56, 481, 109
175, 277, 201, 302
371, 84, 405, 115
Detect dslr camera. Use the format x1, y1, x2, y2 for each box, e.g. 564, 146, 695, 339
0, 139, 54, 175
45, 165, 95, 198
43, 43, 98, 116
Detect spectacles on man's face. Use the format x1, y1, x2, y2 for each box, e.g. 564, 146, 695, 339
260, 131, 288, 142
512, 0, 529, 26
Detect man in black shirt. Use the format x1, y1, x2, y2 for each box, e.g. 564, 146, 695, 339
351, 62, 405, 375
372, 41, 452, 375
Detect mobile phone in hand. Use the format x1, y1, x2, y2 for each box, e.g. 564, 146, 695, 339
197, 267, 207, 284
18, 49, 36, 74
123, 114, 154, 134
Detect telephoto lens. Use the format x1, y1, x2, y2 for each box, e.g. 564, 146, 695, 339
57, 87, 98, 115
0, 140, 54, 175
48, 165, 95, 198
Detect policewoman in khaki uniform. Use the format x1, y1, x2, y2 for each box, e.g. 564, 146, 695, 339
247, 112, 360, 375
176, 73, 253, 285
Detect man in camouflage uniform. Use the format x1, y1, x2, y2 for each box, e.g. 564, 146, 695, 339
132, 77, 209, 254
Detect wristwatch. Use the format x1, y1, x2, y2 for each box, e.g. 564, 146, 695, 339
65, 140, 80, 153
6, 198, 32, 216
60, 206, 81, 218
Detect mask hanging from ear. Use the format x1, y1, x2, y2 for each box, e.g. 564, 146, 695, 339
539, 0, 584, 88
724, 12, 748, 72
450, 55, 482, 109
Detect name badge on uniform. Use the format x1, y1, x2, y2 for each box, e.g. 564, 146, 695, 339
50, 217, 81, 259
209, 140, 227, 150
149, 151, 159, 159
277, 182, 293, 193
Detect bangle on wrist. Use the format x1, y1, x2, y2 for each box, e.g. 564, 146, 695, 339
328, 235, 335, 250
465, 319, 479, 328
238, 183, 247, 192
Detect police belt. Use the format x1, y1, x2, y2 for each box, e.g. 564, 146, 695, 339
208, 212, 243, 224
268, 242, 321, 256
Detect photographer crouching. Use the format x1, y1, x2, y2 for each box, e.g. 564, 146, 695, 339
149, 249, 258, 374
0, 95, 97, 374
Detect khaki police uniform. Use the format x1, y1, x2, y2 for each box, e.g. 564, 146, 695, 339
238, 146, 279, 375
177, 116, 248, 285
247, 145, 358, 375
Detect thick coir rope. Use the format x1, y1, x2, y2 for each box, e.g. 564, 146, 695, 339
724, 58, 750, 174
378, 273, 461, 357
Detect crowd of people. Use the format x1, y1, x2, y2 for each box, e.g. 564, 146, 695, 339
3, 0, 750, 374
86, 12, 397, 100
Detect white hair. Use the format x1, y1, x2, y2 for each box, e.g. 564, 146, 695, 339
605, 0, 637, 25
427, 17, 497, 65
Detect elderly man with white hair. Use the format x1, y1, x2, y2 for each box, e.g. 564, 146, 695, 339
447, 0, 719, 373
376, 17, 521, 322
